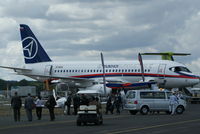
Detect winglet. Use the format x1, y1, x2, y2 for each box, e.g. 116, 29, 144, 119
20, 24, 52, 64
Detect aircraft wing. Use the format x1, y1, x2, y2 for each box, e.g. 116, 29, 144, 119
106, 81, 157, 89
0, 65, 32, 71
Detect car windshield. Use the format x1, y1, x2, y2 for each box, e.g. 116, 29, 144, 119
169, 66, 191, 73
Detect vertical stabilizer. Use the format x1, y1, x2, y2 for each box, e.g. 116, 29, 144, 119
20, 24, 52, 64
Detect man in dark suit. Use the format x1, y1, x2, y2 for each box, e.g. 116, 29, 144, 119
11, 92, 22, 122
24, 93, 35, 121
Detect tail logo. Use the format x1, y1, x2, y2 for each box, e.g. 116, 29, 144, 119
22, 37, 38, 59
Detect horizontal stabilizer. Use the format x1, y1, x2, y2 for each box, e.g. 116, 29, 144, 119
141, 52, 190, 61
0, 66, 32, 71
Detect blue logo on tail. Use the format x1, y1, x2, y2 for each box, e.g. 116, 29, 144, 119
22, 37, 38, 59
20, 24, 52, 64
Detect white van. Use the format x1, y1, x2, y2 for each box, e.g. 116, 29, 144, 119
124, 90, 187, 115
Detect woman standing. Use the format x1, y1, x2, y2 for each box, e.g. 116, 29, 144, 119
35, 96, 43, 120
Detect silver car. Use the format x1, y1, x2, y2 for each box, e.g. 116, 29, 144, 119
124, 90, 187, 115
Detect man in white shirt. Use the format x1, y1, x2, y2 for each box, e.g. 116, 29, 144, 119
169, 92, 179, 115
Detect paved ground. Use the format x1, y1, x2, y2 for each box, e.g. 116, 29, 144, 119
0, 104, 200, 134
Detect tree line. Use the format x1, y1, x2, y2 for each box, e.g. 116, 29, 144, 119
0, 79, 44, 92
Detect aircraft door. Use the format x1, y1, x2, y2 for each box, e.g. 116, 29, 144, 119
157, 64, 166, 87
44, 65, 52, 76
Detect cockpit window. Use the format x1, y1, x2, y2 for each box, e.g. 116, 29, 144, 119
169, 66, 191, 73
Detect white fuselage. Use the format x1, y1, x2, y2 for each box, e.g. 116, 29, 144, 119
17, 60, 199, 89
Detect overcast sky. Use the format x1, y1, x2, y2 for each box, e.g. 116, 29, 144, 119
1, 0, 200, 81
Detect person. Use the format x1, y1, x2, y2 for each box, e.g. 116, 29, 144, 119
105, 95, 114, 114
95, 97, 102, 114
73, 94, 80, 115
80, 94, 89, 105
35, 95, 43, 120
24, 93, 35, 121
169, 92, 179, 115
177, 91, 183, 100
65, 95, 72, 115
46, 95, 57, 121
89, 96, 97, 105
89, 96, 102, 113
114, 94, 122, 114
11, 92, 22, 122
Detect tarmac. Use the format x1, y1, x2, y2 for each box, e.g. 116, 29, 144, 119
0, 104, 200, 134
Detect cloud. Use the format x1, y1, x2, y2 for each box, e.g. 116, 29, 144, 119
1, 0, 200, 80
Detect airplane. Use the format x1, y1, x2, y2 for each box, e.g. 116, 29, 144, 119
0, 24, 199, 95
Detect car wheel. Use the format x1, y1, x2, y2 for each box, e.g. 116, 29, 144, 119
176, 105, 184, 114
140, 106, 149, 115
129, 110, 138, 115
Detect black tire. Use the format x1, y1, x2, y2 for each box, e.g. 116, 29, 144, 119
140, 106, 149, 115
129, 110, 138, 115
77, 121, 81, 126
95, 120, 100, 125
176, 105, 184, 114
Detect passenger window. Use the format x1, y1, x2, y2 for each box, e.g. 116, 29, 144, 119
126, 91, 135, 99
140, 92, 154, 99
153, 92, 165, 99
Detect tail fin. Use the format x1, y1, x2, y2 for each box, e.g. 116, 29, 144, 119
20, 24, 52, 64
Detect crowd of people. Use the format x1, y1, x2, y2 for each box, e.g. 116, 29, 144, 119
10, 91, 183, 122
10, 92, 105, 122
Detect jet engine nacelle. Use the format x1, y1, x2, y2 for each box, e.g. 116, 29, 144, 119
79, 84, 112, 95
